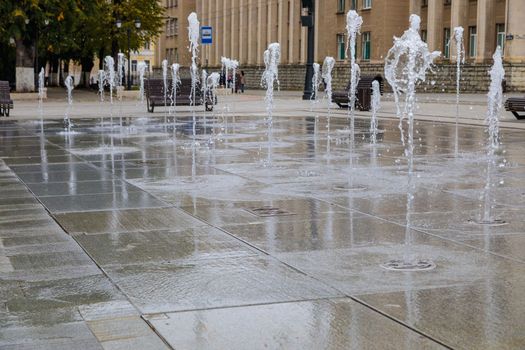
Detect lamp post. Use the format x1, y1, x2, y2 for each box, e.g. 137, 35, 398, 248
301, 0, 315, 100
116, 18, 141, 90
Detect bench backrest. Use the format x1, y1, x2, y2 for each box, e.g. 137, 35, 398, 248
0, 81, 10, 101
145, 78, 203, 98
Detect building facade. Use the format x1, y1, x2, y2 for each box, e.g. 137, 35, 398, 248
155, 0, 196, 68
188, 0, 524, 67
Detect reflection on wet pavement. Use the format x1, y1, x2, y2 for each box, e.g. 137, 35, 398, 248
1, 115, 525, 348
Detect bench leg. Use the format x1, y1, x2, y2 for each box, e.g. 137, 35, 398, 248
5, 107, 9, 117
0, 107, 4, 117
512, 111, 525, 120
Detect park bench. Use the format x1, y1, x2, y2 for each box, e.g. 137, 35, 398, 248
0, 81, 13, 117
145, 78, 215, 113
505, 97, 525, 120
332, 75, 384, 111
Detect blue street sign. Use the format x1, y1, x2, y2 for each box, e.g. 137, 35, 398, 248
201, 26, 212, 44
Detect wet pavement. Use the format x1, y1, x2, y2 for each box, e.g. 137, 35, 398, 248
1, 109, 525, 349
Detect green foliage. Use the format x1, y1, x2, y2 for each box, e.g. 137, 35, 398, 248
0, 0, 164, 67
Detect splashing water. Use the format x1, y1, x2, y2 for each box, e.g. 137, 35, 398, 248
38, 68, 45, 132
98, 70, 105, 103
207, 72, 220, 142
117, 53, 125, 87
480, 47, 505, 224
188, 12, 200, 141
346, 10, 363, 143
322, 57, 335, 158
221, 57, 239, 93
453, 27, 465, 157
104, 56, 115, 106
169, 63, 181, 118
64, 75, 74, 133
311, 63, 321, 105
370, 80, 381, 144
201, 69, 208, 133
261, 43, 281, 166
383, 14, 440, 268
162, 59, 169, 114
137, 62, 147, 105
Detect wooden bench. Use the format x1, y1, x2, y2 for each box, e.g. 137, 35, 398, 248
505, 97, 525, 120
0, 81, 13, 117
332, 75, 384, 111
145, 78, 215, 113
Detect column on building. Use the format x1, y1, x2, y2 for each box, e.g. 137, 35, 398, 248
450, 0, 469, 62
230, 0, 237, 59
277, 0, 286, 64
476, 0, 496, 62
506, 0, 525, 62
257, 0, 267, 64
409, 0, 422, 17
427, 0, 444, 53
214, 0, 221, 65
288, 0, 295, 64
223, 0, 230, 59
248, 0, 257, 65
239, 0, 245, 63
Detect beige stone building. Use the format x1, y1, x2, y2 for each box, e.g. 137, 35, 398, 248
190, 0, 524, 67
155, 0, 196, 68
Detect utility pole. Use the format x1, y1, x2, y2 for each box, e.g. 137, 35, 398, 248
301, 0, 315, 100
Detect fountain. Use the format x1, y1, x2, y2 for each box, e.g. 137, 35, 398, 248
471, 47, 507, 226
63, 75, 74, 133
162, 59, 169, 125
370, 80, 381, 144
260, 43, 281, 166
311, 62, 320, 105
104, 56, 115, 126
221, 57, 239, 93
171, 63, 181, 126
346, 10, 363, 143
201, 69, 208, 134
382, 14, 440, 271
207, 72, 220, 142
453, 26, 465, 157
188, 12, 200, 141
137, 61, 147, 105
322, 57, 335, 158
38, 68, 45, 132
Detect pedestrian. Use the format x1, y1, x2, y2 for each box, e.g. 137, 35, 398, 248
240, 70, 246, 93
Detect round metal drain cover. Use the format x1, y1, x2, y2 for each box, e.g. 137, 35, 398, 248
468, 219, 508, 226
333, 184, 367, 191
381, 259, 436, 272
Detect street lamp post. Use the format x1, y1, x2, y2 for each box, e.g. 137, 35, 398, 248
116, 18, 141, 90
301, 0, 315, 100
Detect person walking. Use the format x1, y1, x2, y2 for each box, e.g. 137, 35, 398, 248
240, 70, 246, 93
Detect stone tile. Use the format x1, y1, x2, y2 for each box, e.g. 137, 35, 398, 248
87, 316, 168, 349
275, 229, 525, 295
105, 255, 341, 314
357, 281, 525, 349
54, 207, 206, 235
146, 299, 445, 350
74, 227, 256, 267
26, 180, 143, 197
39, 191, 168, 213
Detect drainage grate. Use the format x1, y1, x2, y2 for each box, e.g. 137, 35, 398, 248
380, 259, 436, 272
333, 184, 367, 191
468, 218, 508, 226
245, 206, 295, 217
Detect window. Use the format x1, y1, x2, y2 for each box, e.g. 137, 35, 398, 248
131, 60, 137, 72
469, 26, 477, 57
173, 18, 179, 35
363, 0, 371, 9
337, 34, 346, 60
362, 32, 371, 60
496, 23, 505, 53
144, 60, 150, 71
421, 30, 427, 43
351, 0, 357, 10
166, 18, 178, 36
443, 28, 451, 59
174, 48, 179, 62
144, 41, 150, 50
337, 0, 345, 13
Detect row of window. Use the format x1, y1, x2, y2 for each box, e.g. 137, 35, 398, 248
165, 48, 179, 64
336, 32, 371, 60
131, 60, 150, 72
337, 0, 371, 13
165, 0, 178, 8
165, 18, 179, 37
335, 24, 505, 61
442, 24, 505, 58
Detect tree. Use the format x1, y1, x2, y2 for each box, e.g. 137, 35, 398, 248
0, 0, 164, 91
